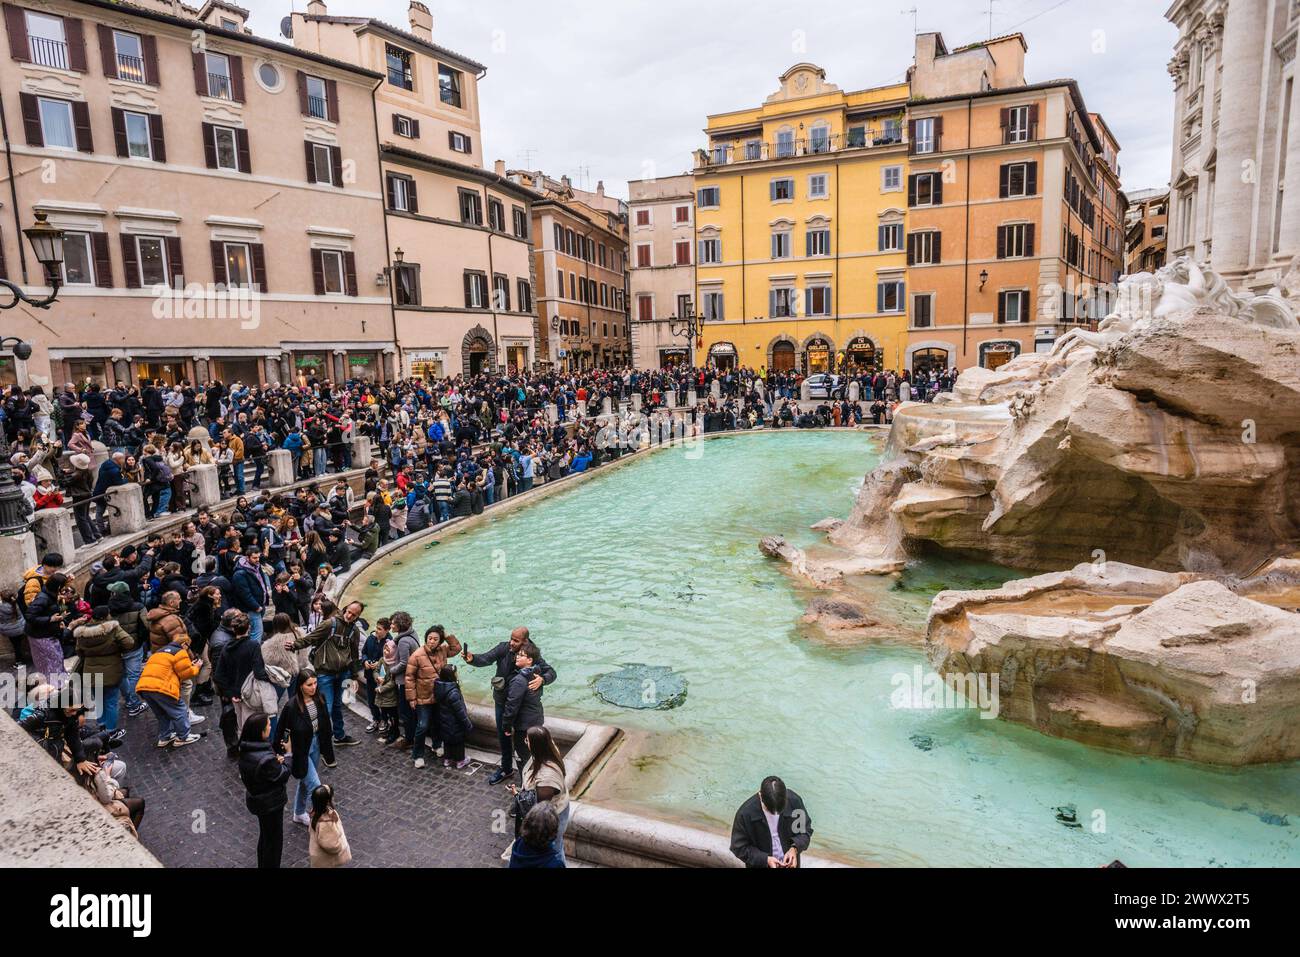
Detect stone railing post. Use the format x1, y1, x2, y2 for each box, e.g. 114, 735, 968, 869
267, 449, 295, 488
351, 435, 372, 467
106, 483, 146, 535
187, 463, 221, 508
31, 507, 75, 560
0, 531, 38, 595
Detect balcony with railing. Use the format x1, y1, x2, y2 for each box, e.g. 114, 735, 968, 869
694, 126, 906, 169
31, 36, 69, 70
207, 72, 233, 100
116, 52, 146, 83
307, 94, 329, 120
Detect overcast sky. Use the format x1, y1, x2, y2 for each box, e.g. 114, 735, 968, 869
249, 0, 1178, 199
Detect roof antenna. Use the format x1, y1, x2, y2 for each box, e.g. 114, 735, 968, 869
901, 5, 918, 34
986, 0, 999, 39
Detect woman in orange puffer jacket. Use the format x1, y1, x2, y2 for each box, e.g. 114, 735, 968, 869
136, 635, 202, 748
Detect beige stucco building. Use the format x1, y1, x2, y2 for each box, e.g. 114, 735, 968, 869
627, 173, 695, 368
291, 1, 537, 379
1166, 0, 1299, 291
1124, 186, 1170, 274
0, 0, 398, 389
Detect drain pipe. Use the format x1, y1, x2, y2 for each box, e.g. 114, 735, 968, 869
0, 87, 28, 283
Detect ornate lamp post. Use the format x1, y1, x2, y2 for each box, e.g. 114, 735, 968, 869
0, 212, 66, 534
668, 297, 704, 368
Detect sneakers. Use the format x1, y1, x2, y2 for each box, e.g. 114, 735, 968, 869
322, 755, 337, 769
187, 710, 206, 725
335, 735, 360, 747
365, 722, 378, 734
105, 729, 128, 749
171, 733, 202, 748
488, 768, 512, 786
128, 703, 148, 717
442, 758, 450, 768
413, 757, 426, 769
456, 757, 471, 770
292, 812, 310, 826
156, 733, 177, 749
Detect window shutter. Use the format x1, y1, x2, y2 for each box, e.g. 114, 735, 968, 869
406, 177, 418, 214
111, 108, 128, 157
65, 17, 86, 71
384, 173, 395, 208
72, 100, 93, 152
4, 4, 29, 61
464, 135, 473, 154
410, 118, 420, 138
769, 181, 777, 201
448, 130, 455, 150
91, 232, 112, 288
999, 164, 1010, 198
310, 248, 325, 295
166, 236, 183, 288
1026, 161, 1038, 195
463, 272, 473, 308
20, 93, 41, 147
769, 289, 777, 318
1028, 104, 1039, 139
142, 35, 159, 85
192, 50, 206, 96
933, 232, 941, 264
391, 113, 400, 134
826, 288, 832, 315
325, 79, 338, 122
932, 174, 943, 206
1020, 292, 1030, 323
934, 115, 943, 150
229, 55, 245, 102
120, 233, 139, 288
330, 146, 343, 187
343, 251, 357, 297
906, 119, 916, 155
804, 287, 812, 317
877, 284, 884, 313
906, 233, 915, 266
999, 107, 1009, 129
210, 240, 226, 286
148, 113, 165, 162
249, 242, 267, 291
304, 141, 319, 182
202, 123, 217, 168
997, 291, 1006, 323
907, 174, 917, 207
296, 71, 309, 115
996, 225, 1006, 259
235, 127, 250, 173
1025, 223, 1035, 257
96, 23, 116, 77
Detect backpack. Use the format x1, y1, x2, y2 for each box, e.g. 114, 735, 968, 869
147, 458, 173, 484
243, 433, 265, 457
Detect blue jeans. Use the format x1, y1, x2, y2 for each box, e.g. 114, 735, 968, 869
234, 461, 246, 494
98, 683, 120, 731
316, 671, 348, 741
412, 702, 441, 760
436, 501, 451, 524
313, 448, 327, 476
247, 612, 263, 645
293, 737, 321, 817
484, 484, 496, 506
252, 458, 265, 488
141, 691, 189, 742
121, 647, 144, 712
152, 486, 171, 517
555, 803, 572, 864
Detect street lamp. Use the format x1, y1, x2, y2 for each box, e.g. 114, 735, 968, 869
668, 297, 704, 367
978, 269, 989, 291
0, 213, 67, 535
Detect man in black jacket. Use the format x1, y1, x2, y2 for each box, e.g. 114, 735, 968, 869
462, 626, 556, 785
730, 776, 814, 868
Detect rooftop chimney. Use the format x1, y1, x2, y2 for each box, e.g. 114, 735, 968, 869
306, 0, 327, 16
408, 1, 433, 41
596, 181, 605, 197
494, 159, 506, 176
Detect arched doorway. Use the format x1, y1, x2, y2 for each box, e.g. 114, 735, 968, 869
462, 325, 496, 377
844, 336, 877, 373
979, 340, 1021, 370
803, 336, 832, 374
770, 340, 796, 372
708, 341, 737, 372
911, 348, 949, 377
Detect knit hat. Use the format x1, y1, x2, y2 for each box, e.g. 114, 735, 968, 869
105, 581, 130, 596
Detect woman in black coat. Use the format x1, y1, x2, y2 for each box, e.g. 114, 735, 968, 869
238, 714, 291, 868
275, 671, 334, 826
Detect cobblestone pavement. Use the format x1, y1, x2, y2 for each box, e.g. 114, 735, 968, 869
119, 698, 511, 868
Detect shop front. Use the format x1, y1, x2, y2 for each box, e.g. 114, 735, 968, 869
136, 359, 185, 387
214, 357, 262, 386
346, 352, 381, 383
708, 341, 737, 372
804, 337, 832, 374
505, 344, 530, 376
844, 336, 878, 373
979, 340, 1021, 370
659, 346, 688, 368
293, 352, 331, 386
406, 350, 447, 383
910, 347, 950, 376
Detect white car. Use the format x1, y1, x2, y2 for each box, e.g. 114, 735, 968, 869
805, 373, 845, 400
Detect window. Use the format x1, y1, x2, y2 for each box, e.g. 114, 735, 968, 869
770, 178, 794, 202
257, 63, 279, 88
312, 143, 334, 183
512, 206, 528, 239
878, 223, 903, 251
744, 140, 762, 161
220, 18, 239, 31
998, 289, 1030, 323
205, 52, 232, 99
489, 199, 505, 232
806, 284, 832, 316
776, 129, 794, 158
389, 175, 413, 212
882, 165, 902, 192
877, 279, 905, 313
113, 31, 145, 84
635, 209, 651, 226
913, 117, 936, 154
305, 75, 328, 120
997, 223, 1035, 259
458, 189, 482, 225
881, 117, 903, 144
394, 114, 416, 138
438, 64, 463, 107
517, 279, 532, 313
222, 243, 253, 288
808, 174, 828, 198
908, 231, 940, 265
134, 236, 168, 286
493, 274, 510, 311
909, 171, 942, 207
1004, 105, 1035, 144
809, 125, 830, 154
393, 263, 420, 305
213, 125, 239, 171
636, 244, 651, 268
913, 293, 934, 328
847, 126, 866, 148
806, 228, 830, 257
701, 291, 724, 321
697, 187, 720, 208
771, 231, 791, 259
37, 97, 75, 150
1000, 161, 1037, 198
674, 240, 691, 266
637, 295, 654, 322
26, 11, 67, 70
675, 205, 690, 224
61, 232, 95, 285
464, 271, 488, 308
770, 286, 796, 318
319, 248, 345, 295
387, 45, 413, 90
449, 131, 470, 153
698, 237, 721, 264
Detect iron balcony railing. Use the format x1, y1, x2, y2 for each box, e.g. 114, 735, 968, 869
307, 94, 329, 119
31, 36, 69, 70
207, 72, 233, 99
116, 52, 145, 83
695, 127, 906, 168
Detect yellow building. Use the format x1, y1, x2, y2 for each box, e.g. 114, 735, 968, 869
692, 65, 908, 374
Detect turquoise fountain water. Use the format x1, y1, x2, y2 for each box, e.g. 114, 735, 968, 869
355, 430, 1300, 866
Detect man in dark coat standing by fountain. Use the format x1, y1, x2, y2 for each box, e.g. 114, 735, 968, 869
730, 776, 813, 868
462, 626, 556, 785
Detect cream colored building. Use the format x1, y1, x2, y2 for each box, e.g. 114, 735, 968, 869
291, 1, 537, 379
627, 173, 695, 369
0, 0, 396, 388
1166, 0, 1299, 291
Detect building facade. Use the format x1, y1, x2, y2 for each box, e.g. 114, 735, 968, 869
513, 170, 628, 370
693, 66, 910, 375
627, 173, 695, 368
903, 32, 1120, 372
0, 0, 396, 389
1166, 0, 1298, 292
1124, 186, 1170, 274
291, 0, 537, 380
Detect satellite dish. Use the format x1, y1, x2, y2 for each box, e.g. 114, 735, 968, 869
280, 16, 293, 38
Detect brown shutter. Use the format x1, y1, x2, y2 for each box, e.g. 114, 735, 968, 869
148, 113, 165, 162
110, 107, 128, 157
249, 242, 266, 291
934, 115, 943, 150
142, 35, 159, 85
384, 173, 394, 207
997, 291, 1006, 323
120, 233, 140, 288
996, 225, 1006, 259
463, 271, 472, 307
465, 134, 473, 154
906, 118, 916, 155
235, 127, 250, 173
411, 118, 420, 138
1028, 104, 1039, 139
407, 177, 418, 214
447, 130, 456, 150
4, 3, 29, 61
229, 55, 245, 102
165, 236, 183, 288
330, 145, 343, 187
210, 240, 226, 285
65, 17, 86, 71
91, 232, 112, 288
325, 79, 338, 122
1020, 291, 1030, 323
201, 123, 217, 168
72, 100, 93, 152
933, 231, 941, 264
905, 233, 915, 266
932, 174, 943, 206
999, 164, 1010, 198
906, 173, 917, 207
391, 113, 400, 134
1025, 223, 1035, 257
192, 50, 207, 96
1026, 162, 1038, 195
96, 23, 116, 77
310, 248, 325, 295
343, 251, 357, 297
1000, 106, 1009, 144
19, 92, 41, 146
304, 141, 317, 183
296, 71, 310, 115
